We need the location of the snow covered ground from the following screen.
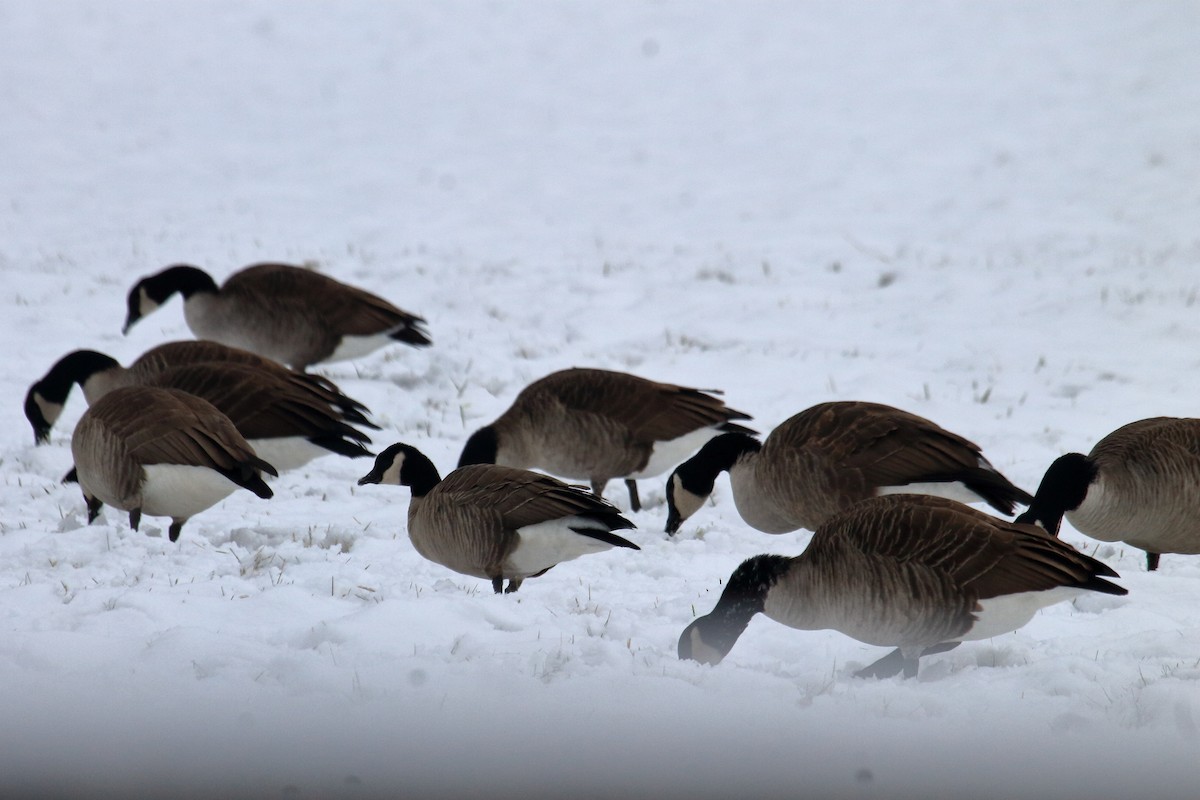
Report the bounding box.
[2,1,1199,797]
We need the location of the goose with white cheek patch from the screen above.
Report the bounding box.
[70,386,277,542]
[457,367,753,512]
[665,401,1032,535]
[122,263,431,370]
[1016,417,1200,572]
[678,494,1126,679]
[25,340,373,442]
[25,341,377,471]
[358,443,639,594]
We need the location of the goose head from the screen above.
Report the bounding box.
[1014,452,1097,535]
[123,265,217,334]
[25,350,123,443]
[358,442,441,496]
[678,554,790,664]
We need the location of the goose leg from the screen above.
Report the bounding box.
[129,508,142,532]
[491,577,504,594]
[168,520,184,543]
[590,479,608,500]
[856,642,961,679]
[625,480,641,512]
[1147,552,1161,571]
[504,578,523,594]
[85,495,103,524]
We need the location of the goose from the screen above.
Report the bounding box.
[1016,417,1200,571]
[357,442,640,594]
[665,401,1032,535]
[457,368,754,512]
[122,263,431,369]
[678,494,1126,678]
[25,342,376,471]
[71,386,278,541]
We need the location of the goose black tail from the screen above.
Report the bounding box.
[961,469,1035,515]
[308,434,374,459]
[568,526,640,550]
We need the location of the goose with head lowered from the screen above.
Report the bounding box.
[123,263,431,369]
[678,494,1126,678]
[25,341,376,471]
[1017,417,1200,572]
[70,386,277,542]
[458,367,754,512]
[358,442,639,594]
[665,401,1032,535]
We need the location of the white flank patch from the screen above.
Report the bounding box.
[327,332,395,363]
[875,481,985,505]
[507,516,621,577]
[630,427,724,479]
[140,464,240,519]
[959,586,1086,641]
[248,437,328,473]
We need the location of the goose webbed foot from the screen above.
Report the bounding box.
[1147,552,1161,571]
[85,495,103,524]
[490,577,523,594]
[856,642,961,679]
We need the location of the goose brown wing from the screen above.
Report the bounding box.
[131,340,278,375]
[108,388,270,474]
[533,368,750,443]
[231,263,426,337]
[133,341,375,427]
[438,464,633,531]
[813,495,1120,601]
[1092,417,1200,464]
[791,402,982,485]
[143,364,370,445]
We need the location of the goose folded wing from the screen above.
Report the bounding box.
[147,364,369,443]
[547,370,746,443]
[440,465,630,531]
[240,264,424,335]
[826,409,985,487]
[827,497,1115,600]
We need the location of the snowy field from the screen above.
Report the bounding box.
[2,1,1200,797]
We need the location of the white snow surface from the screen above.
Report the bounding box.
[2,2,1200,798]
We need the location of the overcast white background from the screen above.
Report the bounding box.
[2,2,1199,798]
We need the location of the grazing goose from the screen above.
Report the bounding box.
[1016,417,1200,571]
[122,263,431,369]
[71,386,277,541]
[678,494,1126,678]
[457,368,754,512]
[665,401,1032,535]
[358,442,639,594]
[24,343,376,470]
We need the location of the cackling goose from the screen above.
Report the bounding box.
[665,401,1032,535]
[71,386,277,541]
[358,442,639,593]
[678,494,1126,678]
[458,367,754,512]
[25,342,376,470]
[1017,417,1200,571]
[122,263,431,369]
